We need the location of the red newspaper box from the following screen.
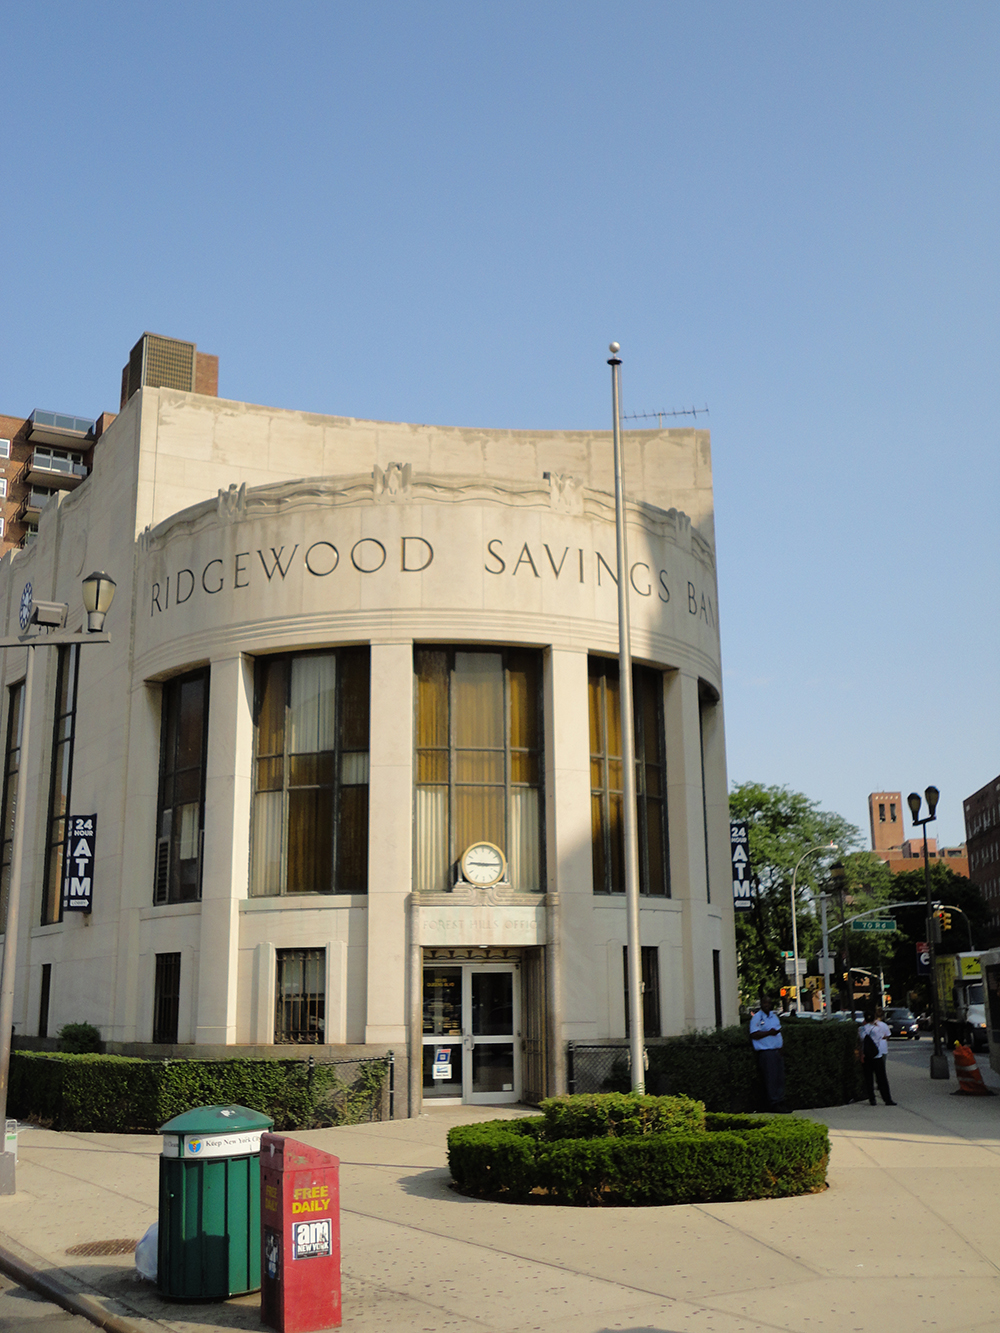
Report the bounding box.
[260,1133,342,1332]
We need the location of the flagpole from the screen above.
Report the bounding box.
[609,342,645,1093]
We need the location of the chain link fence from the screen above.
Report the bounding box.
[306,1052,396,1125]
[566,1043,632,1094]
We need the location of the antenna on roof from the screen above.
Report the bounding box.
[622,405,709,427]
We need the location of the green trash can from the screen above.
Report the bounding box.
[157,1104,273,1300]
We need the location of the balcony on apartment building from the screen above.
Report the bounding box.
[25,410,92,490]
[18,486,57,524]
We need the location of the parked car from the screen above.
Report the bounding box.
[885,1007,920,1039]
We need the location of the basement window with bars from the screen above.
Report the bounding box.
[623,945,662,1038]
[38,963,52,1038]
[153,952,181,1044]
[275,948,325,1044]
[154,669,209,904]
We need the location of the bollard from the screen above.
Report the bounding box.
[260,1132,342,1332]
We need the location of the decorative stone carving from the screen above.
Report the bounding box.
[545,471,583,514]
[373,462,412,502]
[217,482,247,521]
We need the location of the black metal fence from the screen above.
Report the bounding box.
[566,1043,632,1094]
[306,1051,396,1124]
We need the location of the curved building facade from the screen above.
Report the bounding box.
[0,361,734,1112]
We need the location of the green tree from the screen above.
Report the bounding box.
[729,782,861,1006]
[871,864,989,1010]
[824,852,898,1013]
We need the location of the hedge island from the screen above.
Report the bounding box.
[448,1093,830,1206]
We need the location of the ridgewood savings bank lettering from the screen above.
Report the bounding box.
[149,536,717,626]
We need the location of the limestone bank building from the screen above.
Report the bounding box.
[0,334,735,1113]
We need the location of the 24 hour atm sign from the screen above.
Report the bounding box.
[61,814,96,914]
[731,820,754,913]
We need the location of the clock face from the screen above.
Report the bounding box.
[461,842,506,887]
[19,583,33,632]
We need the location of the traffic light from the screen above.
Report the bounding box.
[931,911,943,943]
[941,911,953,932]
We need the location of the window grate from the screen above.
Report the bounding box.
[275,948,326,1044]
[152,953,181,1044]
[38,963,52,1038]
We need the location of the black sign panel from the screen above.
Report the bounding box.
[292,1218,332,1260]
[731,820,753,912]
[61,814,96,913]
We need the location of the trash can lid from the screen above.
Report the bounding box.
[159,1104,274,1136]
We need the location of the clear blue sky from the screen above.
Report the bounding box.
[3,2,997,846]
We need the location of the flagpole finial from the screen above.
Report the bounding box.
[609,341,620,354]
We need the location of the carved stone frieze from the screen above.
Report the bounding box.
[545,471,583,514]
[372,461,412,501]
[217,482,247,522]
[415,886,548,908]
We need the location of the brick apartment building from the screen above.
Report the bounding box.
[963,776,1000,937]
[868,790,969,877]
[0,334,217,557]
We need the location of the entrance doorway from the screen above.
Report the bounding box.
[422,962,520,1104]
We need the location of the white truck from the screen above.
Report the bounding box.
[934,952,988,1051]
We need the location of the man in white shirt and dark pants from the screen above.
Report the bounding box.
[858,1009,896,1106]
[749,994,788,1112]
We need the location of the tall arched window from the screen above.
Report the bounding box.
[414,647,543,893]
[589,657,669,896]
[251,648,369,896]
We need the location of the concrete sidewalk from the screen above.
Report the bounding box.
[1,1042,1000,1333]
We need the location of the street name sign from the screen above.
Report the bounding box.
[851,919,896,933]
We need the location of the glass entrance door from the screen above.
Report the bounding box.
[422,963,520,1104]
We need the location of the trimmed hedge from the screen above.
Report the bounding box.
[9,1052,387,1133]
[448,1098,830,1206]
[541,1092,705,1139]
[585,1020,863,1112]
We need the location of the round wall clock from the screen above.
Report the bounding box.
[460,841,507,887]
[19,583,33,632]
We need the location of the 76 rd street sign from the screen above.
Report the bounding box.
[851,919,897,933]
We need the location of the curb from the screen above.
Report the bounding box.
[0,1233,166,1333]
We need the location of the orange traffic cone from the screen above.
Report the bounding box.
[952,1042,995,1096]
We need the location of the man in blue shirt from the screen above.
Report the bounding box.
[749,994,787,1112]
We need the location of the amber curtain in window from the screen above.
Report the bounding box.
[414,647,542,892]
[155,669,209,904]
[590,658,669,896]
[251,649,369,896]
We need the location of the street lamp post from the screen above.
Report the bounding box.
[607,343,645,1094]
[0,572,116,1192]
[907,787,949,1079]
[789,843,837,1011]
